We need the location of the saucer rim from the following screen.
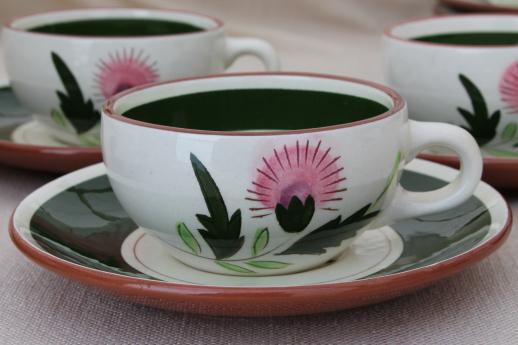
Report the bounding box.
[9,159,512,302]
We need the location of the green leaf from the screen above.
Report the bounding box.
[216,261,255,273]
[52,52,84,102]
[252,228,269,256]
[371,151,401,211]
[190,153,244,259]
[51,109,69,129]
[177,223,201,255]
[501,123,518,142]
[275,195,315,233]
[459,74,488,118]
[457,74,500,146]
[191,153,229,231]
[279,204,379,255]
[246,260,290,269]
[51,52,100,134]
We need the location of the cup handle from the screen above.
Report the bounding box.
[224,37,280,71]
[378,120,482,224]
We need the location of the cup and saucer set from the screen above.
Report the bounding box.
[5,9,514,316]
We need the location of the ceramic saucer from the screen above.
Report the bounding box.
[0,83,101,173]
[9,159,512,317]
[440,0,518,12]
[420,144,518,188]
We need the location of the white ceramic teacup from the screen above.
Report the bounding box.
[2,8,279,146]
[384,14,518,150]
[102,73,482,276]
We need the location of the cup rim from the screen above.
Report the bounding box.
[102,72,406,137]
[3,7,224,40]
[384,13,518,49]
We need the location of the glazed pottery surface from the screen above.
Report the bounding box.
[384,15,518,153]
[2,8,279,146]
[101,73,482,276]
[9,159,511,316]
[0,83,101,172]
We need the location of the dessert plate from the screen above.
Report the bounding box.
[440,0,518,12]
[9,159,511,317]
[0,84,101,173]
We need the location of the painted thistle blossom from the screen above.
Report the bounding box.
[247,140,347,233]
[500,60,518,114]
[94,48,159,100]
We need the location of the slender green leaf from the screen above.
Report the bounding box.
[246,260,290,269]
[252,228,269,256]
[190,153,229,232]
[457,74,500,146]
[216,261,254,273]
[51,52,100,134]
[177,223,201,255]
[459,74,488,118]
[51,52,84,102]
[501,122,517,142]
[51,109,68,129]
[371,151,401,210]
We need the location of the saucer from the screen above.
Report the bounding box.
[0,84,101,173]
[420,145,518,188]
[440,0,518,12]
[9,159,512,316]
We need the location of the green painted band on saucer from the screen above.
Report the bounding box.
[25,169,490,281]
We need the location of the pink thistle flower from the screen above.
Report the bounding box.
[94,48,159,100]
[500,60,518,114]
[247,140,347,222]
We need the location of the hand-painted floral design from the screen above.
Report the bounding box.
[94,48,159,100]
[500,60,518,115]
[458,74,500,146]
[247,140,347,232]
[51,52,100,139]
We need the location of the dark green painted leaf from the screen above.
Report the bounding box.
[252,228,269,256]
[51,52,100,134]
[177,223,201,255]
[199,230,245,260]
[216,261,254,273]
[457,74,500,146]
[191,153,229,231]
[190,153,244,259]
[246,260,290,269]
[501,122,517,142]
[275,195,315,233]
[279,204,379,255]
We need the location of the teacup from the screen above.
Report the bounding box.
[2,8,279,146]
[383,14,518,149]
[102,73,482,276]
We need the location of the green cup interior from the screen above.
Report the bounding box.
[117,76,393,132]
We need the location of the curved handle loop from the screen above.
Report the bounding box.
[224,37,280,71]
[380,120,482,224]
